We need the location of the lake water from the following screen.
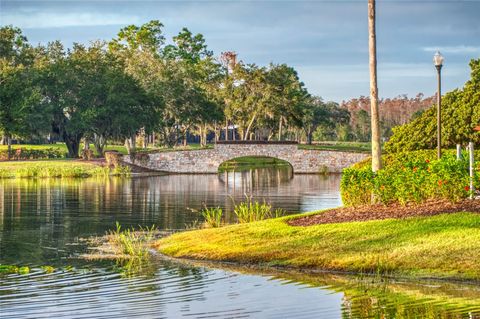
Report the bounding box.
[1,168,479,318]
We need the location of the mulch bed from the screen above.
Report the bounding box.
[288,199,480,227]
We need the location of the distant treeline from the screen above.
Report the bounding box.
[336,94,435,142]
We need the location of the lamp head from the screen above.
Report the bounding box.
[433,51,444,67]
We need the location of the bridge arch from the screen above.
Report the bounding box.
[217,155,294,173]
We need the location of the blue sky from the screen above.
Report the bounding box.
[1,0,479,102]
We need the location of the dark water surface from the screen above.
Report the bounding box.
[1,168,479,318]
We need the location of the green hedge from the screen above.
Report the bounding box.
[341,150,479,206]
[0,147,64,160]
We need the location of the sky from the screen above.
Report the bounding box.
[1,0,479,102]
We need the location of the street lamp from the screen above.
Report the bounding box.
[433,51,444,159]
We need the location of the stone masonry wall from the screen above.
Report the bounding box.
[122,143,369,174]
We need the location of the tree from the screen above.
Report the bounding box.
[109,20,166,153]
[264,64,308,141]
[0,26,41,159]
[0,63,41,158]
[368,0,382,171]
[385,59,480,153]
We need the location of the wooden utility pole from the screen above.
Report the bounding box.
[368,0,382,171]
[221,51,237,141]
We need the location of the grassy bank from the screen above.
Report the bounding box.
[0,160,128,178]
[218,156,291,172]
[299,141,371,153]
[157,211,480,280]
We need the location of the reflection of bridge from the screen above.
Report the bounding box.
[122,141,368,174]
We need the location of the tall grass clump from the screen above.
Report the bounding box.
[108,222,157,259]
[112,165,131,177]
[200,207,223,228]
[233,196,286,223]
[0,161,132,179]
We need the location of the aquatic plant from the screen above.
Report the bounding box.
[112,165,131,176]
[200,207,223,228]
[0,264,30,275]
[233,196,286,223]
[108,222,157,259]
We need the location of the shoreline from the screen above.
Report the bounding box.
[156,208,480,281]
[151,249,480,286]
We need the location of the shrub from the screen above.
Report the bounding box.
[341,151,478,206]
[0,147,64,160]
[200,207,223,228]
[81,149,94,160]
[105,151,122,168]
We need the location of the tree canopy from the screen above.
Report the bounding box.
[385,58,480,153]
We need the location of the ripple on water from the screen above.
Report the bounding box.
[1,173,479,318]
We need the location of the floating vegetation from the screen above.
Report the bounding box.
[0,264,58,275]
[0,265,30,275]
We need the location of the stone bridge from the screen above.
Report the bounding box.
[122,141,369,174]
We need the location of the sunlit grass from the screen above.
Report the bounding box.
[157,211,480,280]
[298,141,371,153]
[0,160,130,178]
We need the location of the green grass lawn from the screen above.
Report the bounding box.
[299,141,372,153]
[157,211,480,280]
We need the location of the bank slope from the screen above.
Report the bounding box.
[156,212,480,280]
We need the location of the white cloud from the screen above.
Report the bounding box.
[422,46,480,54]
[3,12,141,29]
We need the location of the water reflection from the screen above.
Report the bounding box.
[1,169,479,318]
[0,168,340,266]
[1,262,479,319]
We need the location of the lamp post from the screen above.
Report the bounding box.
[433,51,444,159]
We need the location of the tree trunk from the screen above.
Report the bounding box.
[307,129,313,145]
[125,133,136,155]
[244,114,257,141]
[204,124,208,146]
[7,135,12,160]
[368,0,382,172]
[64,134,81,158]
[83,138,90,150]
[143,133,148,149]
[93,134,106,156]
[225,119,229,141]
[278,117,283,141]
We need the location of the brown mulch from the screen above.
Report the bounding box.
[288,199,480,227]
